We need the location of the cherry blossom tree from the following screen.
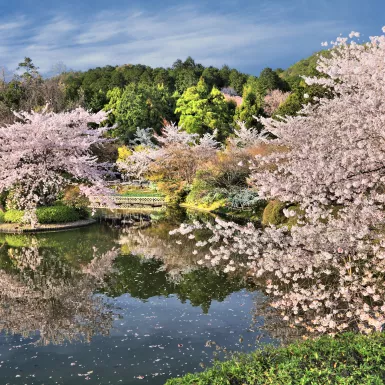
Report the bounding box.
[118,123,220,186]
[263,89,291,116]
[0,107,114,224]
[172,27,385,335]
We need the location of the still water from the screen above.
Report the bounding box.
[0,210,277,384]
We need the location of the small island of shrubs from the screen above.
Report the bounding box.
[0,184,92,231]
[3,205,88,224]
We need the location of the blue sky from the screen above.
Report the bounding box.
[0,0,384,76]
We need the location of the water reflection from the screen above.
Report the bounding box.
[104,255,254,314]
[0,239,118,345]
[0,213,276,384]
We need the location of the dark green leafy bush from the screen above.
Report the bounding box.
[3,206,88,224]
[165,333,385,385]
[36,206,83,223]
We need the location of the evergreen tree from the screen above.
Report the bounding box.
[175,78,233,139]
[229,69,247,95]
[234,83,264,129]
[113,83,175,143]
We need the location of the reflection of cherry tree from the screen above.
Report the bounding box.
[118,222,209,279]
[0,244,118,345]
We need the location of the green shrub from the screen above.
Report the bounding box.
[4,209,24,223]
[262,200,287,226]
[0,211,4,224]
[36,206,83,223]
[262,201,303,228]
[3,206,87,224]
[185,178,228,211]
[166,332,385,385]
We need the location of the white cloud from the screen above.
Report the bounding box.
[0,20,26,31]
[0,6,344,74]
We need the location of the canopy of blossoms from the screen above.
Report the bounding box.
[117,124,220,182]
[0,107,114,224]
[172,27,385,335]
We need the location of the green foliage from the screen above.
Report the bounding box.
[262,200,287,226]
[272,50,333,117]
[185,178,212,204]
[103,255,251,313]
[280,50,331,83]
[0,211,4,223]
[234,68,290,128]
[3,206,87,224]
[218,65,231,87]
[258,67,290,93]
[234,83,264,129]
[273,81,332,118]
[4,209,24,223]
[185,176,227,211]
[111,83,175,142]
[201,66,223,89]
[166,332,385,385]
[172,57,205,94]
[273,91,304,117]
[261,201,302,228]
[17,57,40,81]
[227,189,262,209]
[175,78,233,139]
[37,206,87,223]
[228,69,248,95]
[285,205,302,228]
[214,206,264,223]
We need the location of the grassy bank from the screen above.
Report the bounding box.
[165,333,385,385]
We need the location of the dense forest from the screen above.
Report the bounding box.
[0,52,329,144]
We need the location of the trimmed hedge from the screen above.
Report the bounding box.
[36,206,83,223]
[3,206,88,224]
[4,209,24,223]
[165,333,385,385]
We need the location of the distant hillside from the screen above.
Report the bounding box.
[280,50,331,81]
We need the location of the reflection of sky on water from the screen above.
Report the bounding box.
[0,289,274,384]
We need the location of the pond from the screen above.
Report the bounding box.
[0,209,278,384]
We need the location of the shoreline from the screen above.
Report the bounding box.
[0,218,97,233]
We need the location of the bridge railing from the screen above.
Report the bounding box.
[89,195,166,208]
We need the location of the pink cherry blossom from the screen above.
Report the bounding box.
[0,107,115,224]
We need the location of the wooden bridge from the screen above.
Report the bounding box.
[89,195,166,209]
